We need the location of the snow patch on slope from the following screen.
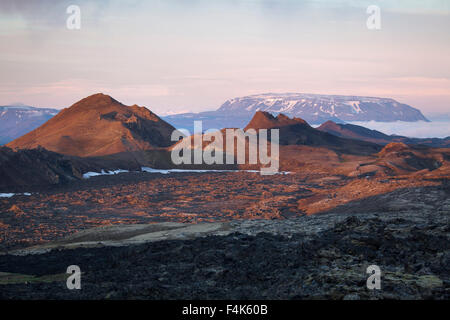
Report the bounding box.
[82,169,130,179]
[0,192,32,198]
[82,167,291,178]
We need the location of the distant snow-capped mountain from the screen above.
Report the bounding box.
[0,105,59,145]
[0,94,431,145]
[217,93,429,123]
[163,93,429,132]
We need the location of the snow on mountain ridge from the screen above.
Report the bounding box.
[0,105,60,145]
[218,93,428,123]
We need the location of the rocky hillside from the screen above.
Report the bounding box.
[0,147,88,191]
[244,111,381,155]
[7,94,176,157]
[0,146,145,191]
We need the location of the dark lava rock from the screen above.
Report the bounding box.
[0,210,448,300]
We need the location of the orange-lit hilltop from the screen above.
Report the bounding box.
[7,93,175,157]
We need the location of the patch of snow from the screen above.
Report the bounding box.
[82,168,292,178]
[28,111,43,117]
[263,98,281,108]
[141,167,170,174]
[0,193,32,198]
[345,101,362,114]
[245,102,259,111]
[142,167,290,175]
[278,100,298,112]
[82,169,129,179]
[0,193,15,198]
[142,167,253,174]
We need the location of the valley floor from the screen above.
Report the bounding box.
[0,171,448,299]
[0,209,448,299]
[0,171,448,251]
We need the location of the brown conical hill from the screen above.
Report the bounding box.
[377,142,410,157]
[375,142,445,174]
[244,111,308,130]
[243,111,381,155]
[7,93,176,157]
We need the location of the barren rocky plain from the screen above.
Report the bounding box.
[0,169,449,299]
[0,170,448,251]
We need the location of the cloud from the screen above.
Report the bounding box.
[0,79,170,109]
[347,120,450,138]
[7,79,168,97]
[387,77,450,96]
[159,109,192,116]
[0,0,449,114]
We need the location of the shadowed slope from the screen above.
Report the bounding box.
[317,120,450,148]
[7,93,176,157]
[245,111,381,155]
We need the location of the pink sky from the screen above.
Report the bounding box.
[0,0,449,116]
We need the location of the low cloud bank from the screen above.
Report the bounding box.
[344,121,450,138]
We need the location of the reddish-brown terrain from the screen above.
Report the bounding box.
[1,162,449,251]
[0,94,449,302]
[7,93,176,157]
[1,94,449,252]
[245,111,381,155]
